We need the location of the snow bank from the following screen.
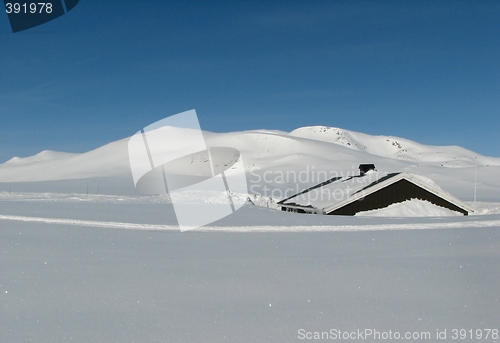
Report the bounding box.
[356,199,462,217]
[467,201,500,215]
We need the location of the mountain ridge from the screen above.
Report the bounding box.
[290,126,500,166]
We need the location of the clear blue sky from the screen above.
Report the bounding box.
[1,1,499,163]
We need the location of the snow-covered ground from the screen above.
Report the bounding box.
[1,126,499,342]
[2,203,500,342]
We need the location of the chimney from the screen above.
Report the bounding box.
[359,164,376,176]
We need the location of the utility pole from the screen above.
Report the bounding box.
[474,156,477,206]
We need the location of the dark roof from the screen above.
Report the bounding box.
[352,172,400,196]
[277,176,342,204]
[279,171,474,216]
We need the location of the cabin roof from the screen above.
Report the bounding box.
[278,171,474,215]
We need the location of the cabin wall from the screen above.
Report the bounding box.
[328,179,468,216]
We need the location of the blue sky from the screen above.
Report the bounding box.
[0,0,499,163]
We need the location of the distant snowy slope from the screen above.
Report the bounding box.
[0,129,372,183]
[290,126,500,167]
[4,150,79,165]
[0,139,131,182]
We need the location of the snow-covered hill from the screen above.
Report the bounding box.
[4,150,79,165]
[290,126,500,167]
[1,126,499,201]
[0,139,131,182]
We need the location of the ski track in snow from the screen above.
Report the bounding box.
[1,214,499,232]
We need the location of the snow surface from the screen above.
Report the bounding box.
[1,196,500,342]
[355,199,462,217]
[1,126,500,342]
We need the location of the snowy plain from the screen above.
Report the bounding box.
[1,126,500,342]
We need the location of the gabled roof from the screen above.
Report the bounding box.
[279,171,474,215]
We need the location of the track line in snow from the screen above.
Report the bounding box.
[0,215,178,231]
[200,220,500,232]
[1,214,500,232]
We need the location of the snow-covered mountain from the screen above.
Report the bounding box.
[290,126,500,167]
[1,139,131,181]
[4,150,79,165]
[1,126,499,201]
